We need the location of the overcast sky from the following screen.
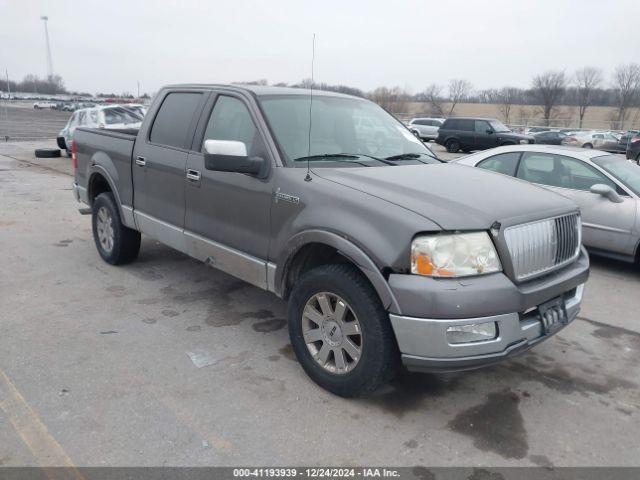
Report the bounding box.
[1,0,638,95]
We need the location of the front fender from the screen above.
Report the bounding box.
[276,229,402,314]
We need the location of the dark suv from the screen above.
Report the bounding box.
[436,117,534,153]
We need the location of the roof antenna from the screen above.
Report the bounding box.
[304,33,316,182]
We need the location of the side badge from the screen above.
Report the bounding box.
[274,188,300,205]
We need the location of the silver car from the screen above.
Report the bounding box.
[454,145,640,263]
[407,117,444,141]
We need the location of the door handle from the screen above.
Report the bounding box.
[186,169,201,181]
[135,156,146,166]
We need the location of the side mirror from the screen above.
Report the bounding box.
[203,139,265,176]
[486,129,494,134]
[590,183,623,203]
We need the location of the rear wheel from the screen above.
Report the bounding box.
[583,143,593,149]
[288,264,400,397]
[92,192,141,265]
[445,138,460,153]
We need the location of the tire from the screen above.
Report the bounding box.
[635,153,640,165]
[34,148,61,158]
[445,139,460,153]
[288,263,400,397]
[91,192,141,265]
[583,143,593,149]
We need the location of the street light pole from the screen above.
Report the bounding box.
[41,16,54,79]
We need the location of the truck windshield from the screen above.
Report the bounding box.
[259,95,439,166]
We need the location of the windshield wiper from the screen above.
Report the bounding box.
[385,152,442,163]
[293,153,360,162]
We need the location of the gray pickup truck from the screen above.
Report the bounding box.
[72,84,589,397]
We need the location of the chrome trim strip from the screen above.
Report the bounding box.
[133,210,269,290]
[121,205,136,229]
[184,230,268,290]
[582,222,631,234]
[266,262,278,295]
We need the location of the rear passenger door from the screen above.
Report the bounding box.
[132,90,207,247]
[456,119,476,150]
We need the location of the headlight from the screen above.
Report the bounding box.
[519,139,529,144]
[411,232,501,277]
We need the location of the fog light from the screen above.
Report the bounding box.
[446,322,497,344]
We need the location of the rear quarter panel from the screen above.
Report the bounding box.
[74,128,136,208]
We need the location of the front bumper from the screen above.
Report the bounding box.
[388,249,589,373]
[391,284,583,373]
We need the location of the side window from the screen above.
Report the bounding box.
[459,120,474,131]
[475,120,491,134]
[477,152,520,177]
[444,119,458,130]
[556,156,617,191]
[516,152,557,186]
[149,92,203,149]
[201,96,258,154]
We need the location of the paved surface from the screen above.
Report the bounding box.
[0,144,639,468]
[0,105,71,141]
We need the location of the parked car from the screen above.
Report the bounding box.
[454,145,640,263]
[71,84,588,397]
[122,103,148,118]
[561,131,625,152]
[436,117,534,153]
[526,126,552,134]
[33,101,55,109]
[407,118,444,141]
[57,105,143,155]
[626,133,640,163]
[532,131,568,145]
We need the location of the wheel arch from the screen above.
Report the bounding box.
[87,167,135,229]
[275,230,401,313]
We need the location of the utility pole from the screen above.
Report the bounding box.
[137,81,140,99]
[41,16,54,79]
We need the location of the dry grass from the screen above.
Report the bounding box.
[400,102,640,130]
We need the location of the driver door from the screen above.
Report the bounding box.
[184,92,274,288]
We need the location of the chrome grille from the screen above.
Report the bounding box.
[504,213,581,281]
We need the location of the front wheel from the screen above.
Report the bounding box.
[445,138,461,153]
[92,192,141,265]
[288,264,400,397]
[583,143,593,149]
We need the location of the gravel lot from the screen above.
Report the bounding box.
[0,135,639,468]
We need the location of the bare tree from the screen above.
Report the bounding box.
[447,79,472,116]
[530,70,566,125]
[611,63,640,129]
[422,84,446,117]
[369,86,409,113]
[490,87,519,124]
[574,67,603,128]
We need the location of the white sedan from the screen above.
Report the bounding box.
[453,144,640,264]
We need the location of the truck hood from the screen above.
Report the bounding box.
[312,163,577,230]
